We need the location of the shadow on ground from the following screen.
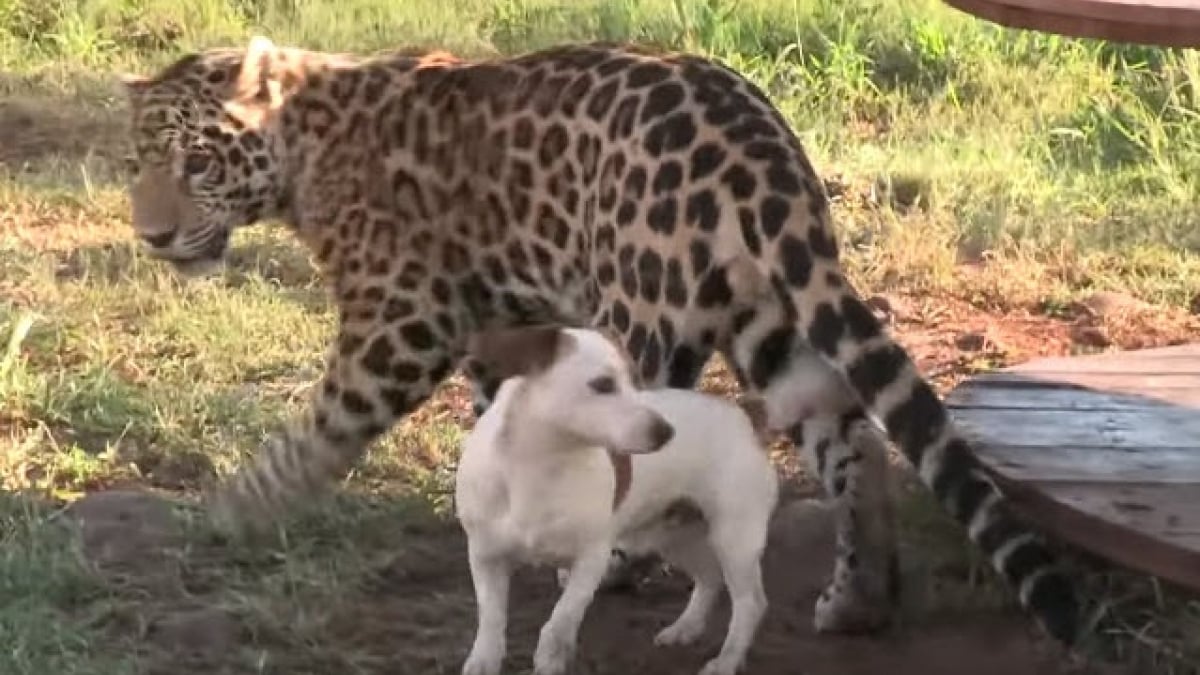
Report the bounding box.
[54,485,1109,675]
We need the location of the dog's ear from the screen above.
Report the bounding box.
[594,325,642,388]
[467,325,571,380]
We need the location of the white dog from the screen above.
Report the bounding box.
[456,325,780,675]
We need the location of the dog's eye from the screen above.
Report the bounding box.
[588,376,617,394]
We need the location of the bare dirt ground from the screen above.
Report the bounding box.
[57,293,1198,675]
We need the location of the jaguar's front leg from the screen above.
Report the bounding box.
[207,317,453,538]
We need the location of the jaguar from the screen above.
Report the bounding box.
[117,35,1079,646]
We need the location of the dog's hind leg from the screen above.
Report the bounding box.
[701,518,770,675]
[653,526,724,647]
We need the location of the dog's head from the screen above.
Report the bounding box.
[466,325,675,455]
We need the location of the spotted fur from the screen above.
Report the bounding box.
[117,36,1079,645]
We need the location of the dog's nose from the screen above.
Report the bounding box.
[649,417,675,450]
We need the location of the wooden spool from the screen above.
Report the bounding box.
[943,0,1200,48]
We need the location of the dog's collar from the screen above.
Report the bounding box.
[607,451,631,510]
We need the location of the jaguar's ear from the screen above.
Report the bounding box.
[467,325,574,380]
[234,35,280,102]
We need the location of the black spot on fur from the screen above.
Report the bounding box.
[392,361,423,383]
[750,326,795,389]
[685,190,720,232]
[383,298,416,321]
[586,79,619,121]
[666,344,706,387]
[641,333,662,382]
[341,389,374,415]
[628,324,648,361]
[739,207,762,255]
[597,260,616,286]
[931,438,975,510]
[637,249,664,303]
[778,234,812,287]
[645,112,697,156]
[726,117,777,142]
[1026,574,1079,646]
[616,201,638,227]
[609,95,640,141]
[618,245,638,298]
[759,195,790,239]
[689,239,712,277]
[539,124,569,168]
[955,472,995,526]
[380,387,410,416]
[627,62,672,88]
[611,300,631,333]
[810,224,838,258]
[807,302,844,358]
[641,82,685,121]
[841,295,882,342]
[732,308,756,335]
[664,259,688,307]
[695,266,733,308]
[360,335,396,377]
[767,163,802,195]
[399,322,437,352]
[689,142,727,181]
[513,117,535,149]
[624,166,647,200]
[721,164,756,200]
[882,379,946,463]
[647,198,678,235]
[652,161,683,194]
[744,141,789,162]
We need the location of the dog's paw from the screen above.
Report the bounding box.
[532,627,576,675]
[654,618,705,647]
[461,653,502,675]
[697,656,742,675]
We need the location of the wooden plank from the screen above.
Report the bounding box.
[954,372,1200,408]
[1006,351,1200,375]
[953,408,1200,450]
[993,479,1200,591]
[948,381,1200,410]
[943,0,1200,47]
[975,445,1200,483]
[949,343,1200,590]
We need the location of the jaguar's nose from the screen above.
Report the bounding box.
[139,230,176,249]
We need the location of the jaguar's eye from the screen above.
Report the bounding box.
[588,376,617,394]
[182,150,211,176]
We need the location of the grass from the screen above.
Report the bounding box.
[2,0,1200,673]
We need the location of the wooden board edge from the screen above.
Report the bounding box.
[944,0,1200,48]
[980,466,1200,593]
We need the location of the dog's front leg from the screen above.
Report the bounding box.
[463,543,513,675]
[534,544,610,675]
